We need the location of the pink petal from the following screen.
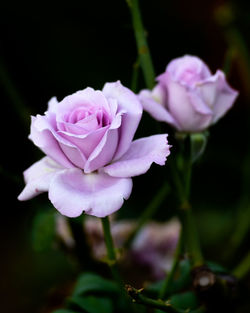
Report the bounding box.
[84,113,122,173]
[166,78,213,132]
[53,88,111,117]
[58,142,86,168]
[139,87,179,128]
[47,96,59,112]
[103,134,170,178]
[59,126,108,159]
[102,81,142,160]
[197,70,238,124]
[29,115,73,168]
[18,157,64,201]
[164,55,212,85]
[48,169,133,218]
[30,113,86,168]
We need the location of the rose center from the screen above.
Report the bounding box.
[62,106,111,134]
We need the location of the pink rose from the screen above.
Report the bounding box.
[18,81,170,218]
[139,55,238,132]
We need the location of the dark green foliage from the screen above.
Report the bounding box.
[53,273,117,313]
[72,273,118,297]
[31,209,56,252]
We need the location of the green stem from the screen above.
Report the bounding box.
[127,0,155,89]
[169,158,185,202]
[101,217,122,289]
[180,205,203,267]
[101,216,121,283]
[178,136,204,268]
[131,56,140,92]
[159,229,184,299]
[184,157,192,201]
[125,182,170,248]
[232,250,250,279]
[126,285,184,313]
[126,285,206,313]
[101,217,135,312]
[101,216,116,262]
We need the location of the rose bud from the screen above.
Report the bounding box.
[139,55,238,133]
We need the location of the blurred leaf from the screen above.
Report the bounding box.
[31,209,56,252]
[206,261,228,274]
[170,291,198,310]
[145,259,192,296]
[169,259,192,294]
[73,273,118,297]
[145,279,164,294]
[197,210,233,246]
[69,296,113,313]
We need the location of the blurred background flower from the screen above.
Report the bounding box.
[83,216,180,281]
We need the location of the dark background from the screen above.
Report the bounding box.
[1,0,250,312]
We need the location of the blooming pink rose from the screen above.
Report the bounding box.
[18,81,170,218]
[139,55,238,132]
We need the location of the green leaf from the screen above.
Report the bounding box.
[31,209,56,252]
[144,279,164,294]
[170,291,199,310]
[167,259,192,295]
[73,273,118,297]
[206,261,228,274]
[69,296,113,313]
[145,259,192,297]
[190,132,208,163]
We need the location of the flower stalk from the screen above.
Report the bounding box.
[126,285,206,313]
[101,216,121,282]
[178,136,204,268]
[127,0,204,281]
[126,285,181,313]
[101,216,137,312]
[127,0,155,89]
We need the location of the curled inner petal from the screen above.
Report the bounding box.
[166,55,212,86]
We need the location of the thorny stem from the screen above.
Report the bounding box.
[126,285,182,313]
[101,216,116,261]
[101,217,135,312]
[169,136,203,268]
[127,0,204,298]
[178,137,204,267]
[126,285,206,313]
[101,216,120,282]
[127,0,155,89]
[131,56,140,92]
